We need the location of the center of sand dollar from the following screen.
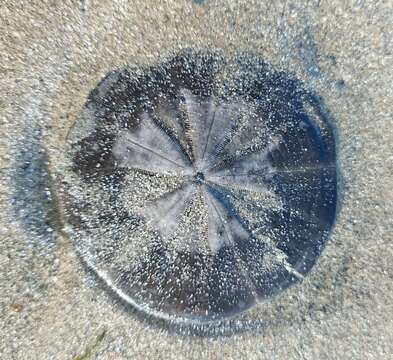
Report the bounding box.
[193,171,205,185]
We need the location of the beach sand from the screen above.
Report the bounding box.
[1,1,392,359]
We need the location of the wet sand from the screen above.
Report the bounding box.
[1,1,392,359]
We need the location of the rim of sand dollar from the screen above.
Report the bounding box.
[56,49,337,323]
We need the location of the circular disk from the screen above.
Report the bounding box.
[59,50,337,323]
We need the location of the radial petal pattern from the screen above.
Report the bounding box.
[112,112,193,176]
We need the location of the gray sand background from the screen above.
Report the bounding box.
[1,1,392,359]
